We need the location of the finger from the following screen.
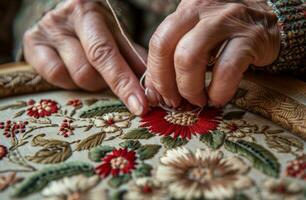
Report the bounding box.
[24,35,77,89]
[146,9,199,107]
[55,36,106,91]
[75,8,147,115]
[208,38,253,107]
[173,22,228,107]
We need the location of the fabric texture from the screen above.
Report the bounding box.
[0,63,306,200]
[0,91,305,200]
[265,0,306,75]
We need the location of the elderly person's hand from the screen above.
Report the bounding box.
[145,0,280,108]
[23,0,148,115]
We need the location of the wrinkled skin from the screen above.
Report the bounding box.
[23,0,280,115]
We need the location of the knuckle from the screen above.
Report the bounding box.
[174,50,197,73]
[226,3,247,17]
[23,29,35,45]
[111,73,132,98]
[88,40,116,66]
[149,33,170,57]
[71,63,92,85]
[152,80,172,96]
[46,63,65,82]
[69,0,101,16]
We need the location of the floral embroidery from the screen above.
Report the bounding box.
[0,97,304,199]
[218,120,255,141]
[286,155,306,180]
[95,148,137,177]
[125,177,168,200]
[262,178,304,200]
[58,119,75,138]
[42,175,106,200]
[156,147,253,200]
[0,173,23,191]
[27,99,59,118]
[0,145,7,160]
[93,112,132,134]
[141,107,221,139]
[0,120,28,138]
[67,99,83,108]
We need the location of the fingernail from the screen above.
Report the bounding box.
[163,98,172,107]
[145,88,160,106]
[127,95,143,115]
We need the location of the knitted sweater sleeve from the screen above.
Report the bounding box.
[265,0,306,75]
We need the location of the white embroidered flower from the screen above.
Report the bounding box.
[156,147,253,200]
[218,120,255,141]
[125,177,168,200]
[262,178,304,200]
[42,175,107,200]
[93,112,132,133]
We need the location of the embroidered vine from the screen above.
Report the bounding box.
[0,96,304,199]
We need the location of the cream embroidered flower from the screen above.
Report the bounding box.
[262,178,304,200]
[218,120,255,141]
[42,175,107,200]
[93,112,132,133]
[156,147,253,200]
[125,177,168,200]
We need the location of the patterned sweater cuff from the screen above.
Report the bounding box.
[265,0,306,74]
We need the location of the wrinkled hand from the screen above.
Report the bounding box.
[145,0,280,108]
[23,0,148,115]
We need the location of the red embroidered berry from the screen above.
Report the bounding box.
[27,99,36,105]
[0,120,28,138]
[286,155,306,180]
[142,185,153,193]
[0,145,7,160]
[58,119,74,137]
[67,99,83,108]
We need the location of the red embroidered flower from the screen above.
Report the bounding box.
[0,121,28,138]
[67,99,82,108]
[140,107,221,139]
[96,148,137,177]
[27,99,59,118]
[0,145,7,160]
[58,119,74,137]
[286,155,306,180]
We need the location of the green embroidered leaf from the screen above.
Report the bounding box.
[13,161,94,197]
[134,163,153,177]
[14,110,26,118]
[89,145,114,162]
[80,100,128,118]
[108,174,132,188]
[75,132,106,151]
[160,136,188,149]
[0,101,27,111]
[200,130,226,149]
[233,193,250,200]
[111,190,127,200]
[119,140,141,150]
[224,140,280,177]
[137,144,161,160]
[265,135,303,153]
[121,128,154,140]
[223,111,246,120]
[26,134,72,164]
